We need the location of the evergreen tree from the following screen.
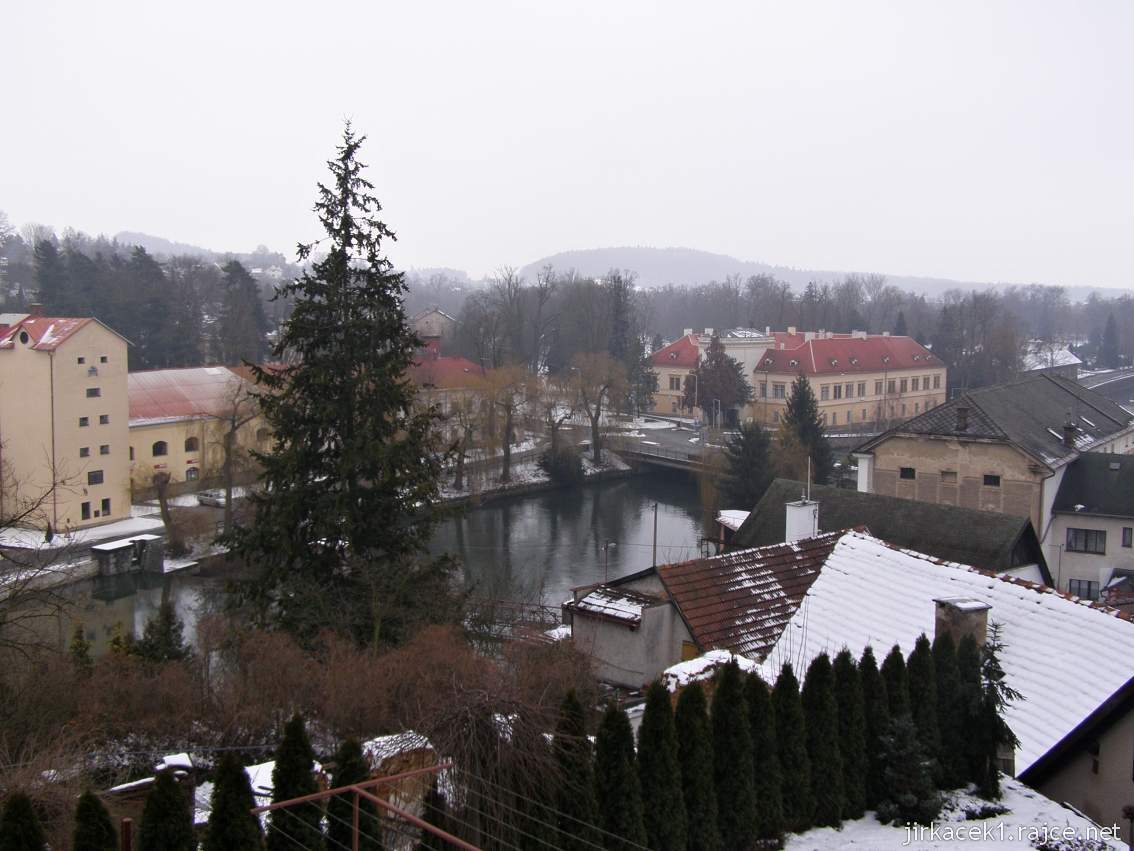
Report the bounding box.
[267,715,322,851]
[32,238,66,312]
[711,662,757,849]
[956,634,984,787]
[417,781,451,851]
[906,635,940,777]
[674,683,720,851]
[327,738,382,851]
[636,682,686,851]
[72,790,117,851]
[70,621,93,674]
[744,673,784,841]
[219,260,271,365]
[553,690,600,850]
[594,704,647,850]
[880,644,910,719]
[832,649,867,819]
[974,625,1022,800]
[204,753,264,851]
[139,770,195,851]
[874,717,941,827]
[773,662,814,832]
[230,125,453,647]
[859,646,890,810]
[1100,313,1121,368]
[682,334,752,426]
[932,633,967,789]
[780,375,834,484]
[801,654,845,827]
[893,310,908,337]
[720,422,774,510]
[0,792,45,851]
[133,600,189,663]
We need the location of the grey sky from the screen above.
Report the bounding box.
[4,1,1132,288]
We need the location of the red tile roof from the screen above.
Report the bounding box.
[0,316,96,351]
[410,355,485,389]
[650,334,700,369]
[128,367,251,425]
[657,532,840,658]
[755,335,940,377]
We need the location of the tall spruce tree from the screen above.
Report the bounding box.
[594,704,647,850]
[744,673,785,841]
[880,644,910,719]
[674,682,720,851]
[932,633,967,789]
[711,661,757,850]
[327,739,382,851]
[219,260,271,365]
[956,634,984,788]
[139,771,195,851]
[974,625,1021,800]
[1100,313,1121,368]
[636,682,686,851]
[230,126,452,647]
[553,690,601,850]
[773,662,814,833]
[780,375,834,484]
[32,238,66,312]
[720,422,774,510]
[859,646,891,810]
[682,334,752,426]
[801,654,845,827]
[204,753,264,851]
[73,790,117,851]
[0,792,45,851]
[906,634,940,777]
[832,649,867,819]
[267,715,322,851]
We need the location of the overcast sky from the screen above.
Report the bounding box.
[3,1,1132,288]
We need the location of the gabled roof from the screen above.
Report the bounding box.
[857,374,1133,469]
[650,334,699,369]
[754,530,1134,774]
[655,532,841,657]
[128,366,250,426]
[0,315,129,351]
[409,355,485,390]
[1052,452,1134,518]
[755,334,941,377]
[733,479,1050,581]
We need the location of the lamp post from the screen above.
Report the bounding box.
[603,540,617,583]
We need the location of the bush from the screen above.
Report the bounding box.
[875,717,941,827]
[539,444,584,486]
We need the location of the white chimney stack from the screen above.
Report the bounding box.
[785,498,819,542]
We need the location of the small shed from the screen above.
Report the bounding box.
[91,534,164,576]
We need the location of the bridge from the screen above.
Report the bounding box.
[606,435,716,473]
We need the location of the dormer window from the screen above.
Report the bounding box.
[881,355,891,364]
[830,358,838,367]
[763,357,774,366]
[789,359,799,367]
[849,357,859,366]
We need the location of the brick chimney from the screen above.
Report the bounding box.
[934,597,990,649]
[1062,421,1077,449]
[27,303,44,317]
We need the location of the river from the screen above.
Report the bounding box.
[46,471,712,654]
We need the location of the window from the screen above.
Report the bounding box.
[1123,527,1132,548]
[773,383,786,399]
[915,403,920,413]
[983,474,1001,487]
[100,498,111,515]
[669,375,681,391]
[912,377,920,391]
[773,411,780,423]
[862,408,867,421]
[99,444,109,455]
[899,378,908,393]
[87,470,104,485]
[100,355,108,363]
[1067,528,1106,555]
[1069,579,1100,600]
[923,375,930,388]
[99,414,109,424]
[874,380,883,395]
[152,441,168,457]
[86,387,101,398]
[758,382,767,398]
[857,382,866,397]
[833,384,842,399]
[81,502,91,521]
[845,383,854,399]
[79,416,89,427]
[901,404,906,416]
[186,467,200,481]
[77,357,86,365]
[933,374,941,389]
[820,385,830,401]
[256,428,271,444]
[900,467,916,480]
[941,470,957,483]
[184,437,199,452]
[887,380,896,394]
[79,447,90,458]
[129,446,135,461]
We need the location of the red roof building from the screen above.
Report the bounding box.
[650,334,700,415]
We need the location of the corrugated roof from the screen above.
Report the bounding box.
[656,532,840,658]
[128,366,250,425]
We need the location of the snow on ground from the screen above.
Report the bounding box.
[784,777,1126,849]
[0,515,165,549]
[195,758,322,826]
[543,624,571,641]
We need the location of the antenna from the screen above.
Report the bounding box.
[806,457,812,502]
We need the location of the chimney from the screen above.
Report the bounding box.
[704,327,714,337]
[956,406,969,432]
[787,326,797,335]
[765,326,771,336]
[785,498,819,542]
[683,328,693,337]
[804,331,815,342]
[27,303,44,317]
[1062,421,1077,448]
[852,329,866,339]
[934,597,991,649]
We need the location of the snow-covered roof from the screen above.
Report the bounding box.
[755,530,1134,774]
[362,731,433,764]
[564,586,662,626]
[716,510,750,532]
[661,649,759,692]
[1022,343,1083,372]
[194,758,321,826]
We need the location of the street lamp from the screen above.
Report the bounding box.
[603,540,617,583]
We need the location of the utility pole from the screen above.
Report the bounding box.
[652,503,658,567]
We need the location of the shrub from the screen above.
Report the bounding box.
[539,444,584,487]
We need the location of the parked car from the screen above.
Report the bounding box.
[197,489,227,507]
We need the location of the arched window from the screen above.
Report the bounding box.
[152,441,168,457]
[185,467,199,481]
[256,428,270,444]
[184,437,199,452]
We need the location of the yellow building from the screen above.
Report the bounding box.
[127,367,268,495]
[0,309,131,530]
[649,333,700,415]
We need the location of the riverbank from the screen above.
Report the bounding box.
[440,451,635,509]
